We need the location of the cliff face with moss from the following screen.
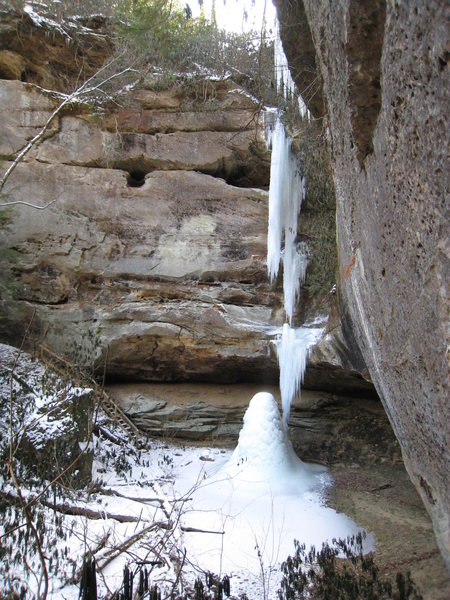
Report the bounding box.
[274,0,449,567]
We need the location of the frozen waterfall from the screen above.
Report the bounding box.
[267,117,307,324]
[266,116,320,427]
[179,393,372,593]
[266,25,324,428]
[275,324,325,429]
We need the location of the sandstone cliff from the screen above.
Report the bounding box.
[0,70,281,383]
[0,5,378,395]
[274,0,449,567]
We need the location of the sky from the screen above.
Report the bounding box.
[188,0,277,33]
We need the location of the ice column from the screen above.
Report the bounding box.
[276,324,324,429]
[267,120,313,427]
[266,23,322,429]
[267,117,307,324]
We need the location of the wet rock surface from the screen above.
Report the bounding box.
[276,0,450,567]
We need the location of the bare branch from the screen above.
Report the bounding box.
[0,54,137,195]
[7,310,49,600]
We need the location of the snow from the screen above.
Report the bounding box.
[23,3,72,41]
[0,346,374,599]
[188,0,277,34]
[175,392,373,598]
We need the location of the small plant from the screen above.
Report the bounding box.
[277,533,423,600]
[293,119,337,300]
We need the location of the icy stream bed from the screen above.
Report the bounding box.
[0,345,373,599]
[170,392,373,598]
[72,393,371,599]
[17,403,372,599]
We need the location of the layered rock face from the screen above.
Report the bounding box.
[0,7,378,394]
[0,5,112,90]
[275,0,449,566]
[0,72,282,384]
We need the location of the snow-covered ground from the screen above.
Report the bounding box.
[0,346,373,599]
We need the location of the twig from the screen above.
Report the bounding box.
[180,526,224,535]
[0,199,57,210]
[97,487,187,505]
[0,55,134,194]
[96,522,172,571]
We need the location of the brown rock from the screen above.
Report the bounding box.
[1,147,278,383]
[0,49,25,80]
[0,79,59,157]
[275,0,450,567]
[0,5,112,91]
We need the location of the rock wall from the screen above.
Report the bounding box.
[0,4,112,90]
[0,7,379,395]
[275,0,449,567]
[0,73,281,384]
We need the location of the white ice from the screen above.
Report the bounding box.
[0,385,373,599]
[274,324,325,429]
[267,118,307,324]
[177,393,373,598]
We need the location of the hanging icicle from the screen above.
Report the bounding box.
[266,117,307,324]
[266,20,326,429]
[275,323,325,430]
[274,21,311,121]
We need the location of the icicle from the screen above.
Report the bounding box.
[283,242,308,325]
[266,117,306,323]
[267,21,322,429]
[275,324,324,430]
[274,21,311,121]
[267,119,287,281]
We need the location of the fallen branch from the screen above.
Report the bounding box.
[180,526,224,535]
[370,483,392,493]
[39,499,151,523]
[96,521,172,571]
[3,367,35,393]
[7,311,49,600]
[0,199,57,210]
[0,489,159,524]
[97,487,190,505]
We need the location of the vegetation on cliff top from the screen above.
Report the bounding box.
[4,0,276,104]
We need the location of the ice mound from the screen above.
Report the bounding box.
[222,392,325,493]
[176,392,373,593]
